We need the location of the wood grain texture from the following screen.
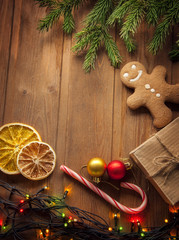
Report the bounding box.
[56,2,115,221]
[0,0,179,237]
[1,0,64,193]
[0,0,14,124]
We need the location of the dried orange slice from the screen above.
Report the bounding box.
[0,123,41,174]
[17,141,56,180]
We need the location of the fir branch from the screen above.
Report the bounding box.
[73,25,121,72]
[157,0,175,19]
[148,0,179,54]
[73,26,104,72]
[120,0,145,52]
[107,0,130,26]
[73,28,93,53]
[85,0,114,27]
[145,0,171,26]
[83,37,102,72]
[145,0,160,26]
[36,0,86,33]
[72,0,86,10]
[122,34,136,53]
[35,0,58,8]
[103,31,122,67]
[169,38,179,62]
[63,12,75,33]
[38,7,62,31]
[36,0,179,72]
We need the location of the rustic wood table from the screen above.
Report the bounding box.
[0,0,179,238]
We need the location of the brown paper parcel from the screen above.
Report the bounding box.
[130,117,179,205]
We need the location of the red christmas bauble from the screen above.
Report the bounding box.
[107,160,126,180]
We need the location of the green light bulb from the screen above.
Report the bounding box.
[141,233,145,237]
[119,226,123,231]
[64,223,68,227]
[61,213,65,218]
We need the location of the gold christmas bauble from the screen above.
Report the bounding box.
[87,157,106,177]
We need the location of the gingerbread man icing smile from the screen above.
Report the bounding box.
[120,61,179,128]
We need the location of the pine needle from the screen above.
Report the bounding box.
[169,38,179,62]
[63,12,75,34]
[103,31,122,67]
[107,0,130,26]
[35,0,58,8]
[73,29,92,53]
[148,0,179,54]
[36,0,179,72]
[73,25,122,72]
[73,26,104,72]
[38,8,62,31]
[36,0,86,33]
[145,0,160,26]
[85,0,114,27]
[120,0,145,52]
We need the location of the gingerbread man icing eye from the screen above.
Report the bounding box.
[131,64,136,69]
[123,73,129,78]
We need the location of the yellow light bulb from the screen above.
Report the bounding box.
[64,184,72,195]
[113,213,120,219]
[142,228,147,232]
[108,227,113,231]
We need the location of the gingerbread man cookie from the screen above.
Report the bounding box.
[120,61,179,128]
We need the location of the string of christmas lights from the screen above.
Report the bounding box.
[0,180,177,240]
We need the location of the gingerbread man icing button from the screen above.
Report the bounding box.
[120,61,179,128]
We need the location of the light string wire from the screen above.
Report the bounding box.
[0,180,177,240]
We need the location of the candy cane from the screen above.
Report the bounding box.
[60,165,147,214]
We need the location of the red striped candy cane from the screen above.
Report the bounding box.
[60,165,147,214]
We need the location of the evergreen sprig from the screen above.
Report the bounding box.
[73,25,122,72]
[35,0,57,8]
[107,0,131,26]
[36,0,179,72]
[148,0,179,55]
[85,0,114,27]
[37,7,62,31]
[36,0,85,32]
[72,0,121,72]
[120,0,145,52]
[103,30,122,68]
[169,38,179,62]
[145,0,171,26]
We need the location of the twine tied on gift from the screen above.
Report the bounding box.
[152,155,179,184]
[151,135,179,185]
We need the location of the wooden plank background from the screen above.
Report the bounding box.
[0,0,179,237]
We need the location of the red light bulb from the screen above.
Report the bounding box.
[130,216,141,223]
[20,209,24,213]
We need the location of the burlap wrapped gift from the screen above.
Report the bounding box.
[130,117,179,205]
